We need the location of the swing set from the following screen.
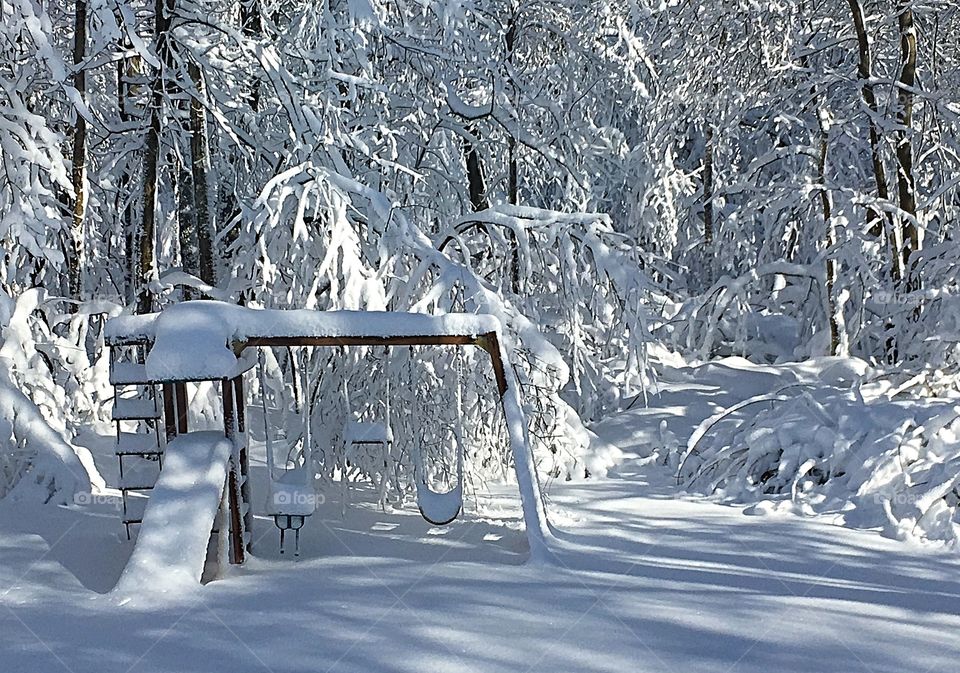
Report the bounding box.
[104,302,553,568]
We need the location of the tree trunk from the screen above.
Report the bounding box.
[896,0,919,287]
[848,0,901,360]
[505,10,520,293]
[217,0,262,271]
[240,0,262,112]
[117,37,141,304]
[136,0,176,314]
[703,124,714,246]
[68,0,88,307]
[137,111,161,314]
[463,129,488,212]
[177,168,199,300]
[818,110,840,355]
[846,0,896,257]
[189,62,217,286]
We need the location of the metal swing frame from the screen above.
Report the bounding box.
[108,313,519,567]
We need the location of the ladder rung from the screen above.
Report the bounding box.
[119,473,158,490]
[115,432,162,455]
[113,396,160,420]
[110,363,152,385]
[120,483,156,492]
[122,493,150,520]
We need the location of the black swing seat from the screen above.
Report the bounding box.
[416,482,463,525]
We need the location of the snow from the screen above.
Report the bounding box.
[1,405,959,672]
[0,289,103,502]
[267,468,316,516]
[143,304,241,382]
[103,312,158,344]
[111,394,161,420]
[4,332,960,672]
[0,368,95,501]
[495,335,554,562]
[112,431,232,599]
[344,420,393,444]
[663,356,960,546]
[113,432,162,455]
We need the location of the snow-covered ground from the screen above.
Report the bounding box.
[2,359,959,673]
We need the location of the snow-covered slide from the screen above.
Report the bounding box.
[112,431,233,599]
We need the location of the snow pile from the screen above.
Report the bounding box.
[103,313,159,344]
[344,420,393,444]
[113,431,232,599]
[0,369,90,502]
[415,481,462,525]
[143,302,239,381]
[0,289,102,502]
[676,359,960,546]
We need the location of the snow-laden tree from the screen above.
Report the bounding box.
[644,0,960,369]
[0,0,73,293]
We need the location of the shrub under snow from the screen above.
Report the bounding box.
[675,360,960,546]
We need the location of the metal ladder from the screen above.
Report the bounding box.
[109,347,164,539]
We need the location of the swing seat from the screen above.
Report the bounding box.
[416,482,463,526]
[344,420,393,445]
[266,468,316,517]
[268,470,313,556]
[344,420,392,469]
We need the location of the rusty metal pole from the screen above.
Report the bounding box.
[233,375,253,549]
[162,382,177,440]
[222,378,245,564]
[175,381,188,434]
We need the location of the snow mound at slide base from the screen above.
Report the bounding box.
[112,432,232,600]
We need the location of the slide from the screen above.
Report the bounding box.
[112,431,233,599]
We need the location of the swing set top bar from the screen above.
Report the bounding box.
[245,335,507,395]
[104,301,508,394]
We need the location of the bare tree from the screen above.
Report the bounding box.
[846,0,895,258]
[817,109,840,354]
[703,124,714,247]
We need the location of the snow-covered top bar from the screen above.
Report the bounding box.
[105,301,502,382]
[105,313,159,344]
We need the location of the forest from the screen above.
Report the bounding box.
[1,1,959,672]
